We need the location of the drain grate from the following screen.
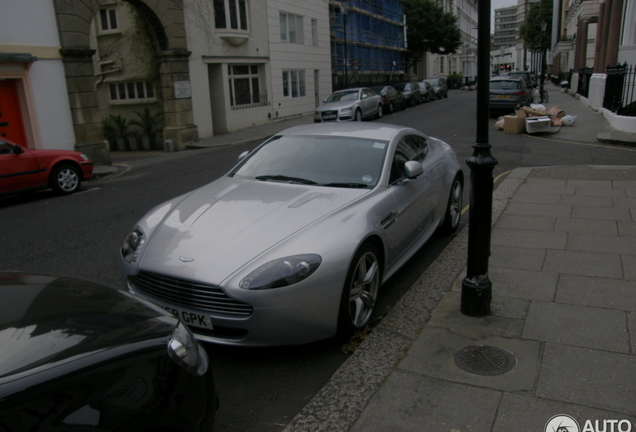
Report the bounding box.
[453,345,517,376]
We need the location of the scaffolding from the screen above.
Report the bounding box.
[330,0,406,88]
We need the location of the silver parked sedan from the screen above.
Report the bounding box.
[314,88,383,122]
[121,123,463,347]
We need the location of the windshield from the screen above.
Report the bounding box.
[424,79,439,86]
[392,83,406,91]
[231,134,389,188]
[326,90,359,102]
[490,80,522,90]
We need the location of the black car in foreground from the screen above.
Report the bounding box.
[0,272,217,432]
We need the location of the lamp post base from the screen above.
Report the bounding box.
[461,275,492,316]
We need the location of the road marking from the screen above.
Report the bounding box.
[111,163,132,178]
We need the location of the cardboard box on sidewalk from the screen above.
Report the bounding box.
[503,110,527,134]
[525,116,552,133]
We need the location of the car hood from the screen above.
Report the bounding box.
[316,100,357,111]
[0,273,172,379]
[139,177,368,282]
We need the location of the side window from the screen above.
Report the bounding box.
[389,140,417,184]
[404,135,429,162]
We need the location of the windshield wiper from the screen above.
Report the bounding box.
[321,182,370,189]
[255,175,317,185]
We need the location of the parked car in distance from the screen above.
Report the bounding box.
[489,76,531,116]
[422,77,448,99]
[0,272,217,432]
[121,122,464,347]
[417,81,436,103]
[0,138,93,196]
[392,82,422,107]
[370,85,407,113]
[314,88,383,122]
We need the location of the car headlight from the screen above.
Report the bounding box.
[168,322,208,375]
[122,226,146,264]
[340,107,353,112]
[239,254,321,290]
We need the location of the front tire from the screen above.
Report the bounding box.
[338,244,381,336]
[376,104,383,119]
[50,164,81,195]
[439,176,463,235]
[354,109,362,121]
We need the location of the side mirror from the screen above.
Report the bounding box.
[361,94,368,99]
[404,161,423,179]
[237,150,251,163]
[12,144,24,154]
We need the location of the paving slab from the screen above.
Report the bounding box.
[490,245,546,271]
[495,214,556,231]
[568,234,635,255]
[522,301,630,353]
[489,267,558,301]
[351,373,502,432]
[399,327,541,392]
[493,393,636,432]
[555,218,618,235]
[556,274,636,311]
[537,344,636,416]
[542,250,623,278]
[505,202,573,218]
[492,228,567,249]
[571,205,633,221]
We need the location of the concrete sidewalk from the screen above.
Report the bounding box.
[282,88,636,432]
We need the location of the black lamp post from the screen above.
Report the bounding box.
[460,0,498,316]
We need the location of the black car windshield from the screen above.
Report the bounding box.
[392,83,406,91]
[326,91,359,102]
[423,79,439,85]
[231,135,389,188]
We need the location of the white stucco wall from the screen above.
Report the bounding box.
[0,0,76,150]
[267,0,332,120]
[184,0,272,136]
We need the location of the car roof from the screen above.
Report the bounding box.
[333,87,366,93]
[491,76,524,81]
[273,122,418,142]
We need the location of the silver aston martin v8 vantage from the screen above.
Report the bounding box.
[121,123,463,347]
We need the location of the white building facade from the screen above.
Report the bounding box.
[0,0,76,151]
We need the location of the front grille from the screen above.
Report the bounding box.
[129,271,253,317]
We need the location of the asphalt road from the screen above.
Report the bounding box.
[2,89,636,431]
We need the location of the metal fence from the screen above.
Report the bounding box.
[603,63,636,117]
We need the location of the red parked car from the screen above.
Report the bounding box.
[0,138,93,196]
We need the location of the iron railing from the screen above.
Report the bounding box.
[603,63,636,117]
[577,67,593,98]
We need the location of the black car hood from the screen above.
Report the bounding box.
[0,272,174,379]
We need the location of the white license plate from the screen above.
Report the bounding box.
[155,302,213,329]
[322,114,337,119]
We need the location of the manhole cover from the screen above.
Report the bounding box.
[453,345,517,376]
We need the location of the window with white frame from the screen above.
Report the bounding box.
[282,70,306,98]
[109,81,155,102]
[280,12,304,44]
[214,0,248,31]
[311,19,318,46]
[228,65,262,107]
[99,8,118,32]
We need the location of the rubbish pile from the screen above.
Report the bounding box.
[495,104,577,135]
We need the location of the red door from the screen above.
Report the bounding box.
[0,80,28,146]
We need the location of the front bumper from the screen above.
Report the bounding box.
[314,110,354,122]
[126,277,342,347]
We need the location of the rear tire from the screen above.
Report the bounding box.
[376,104,383,119]
[338,244,381,336]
